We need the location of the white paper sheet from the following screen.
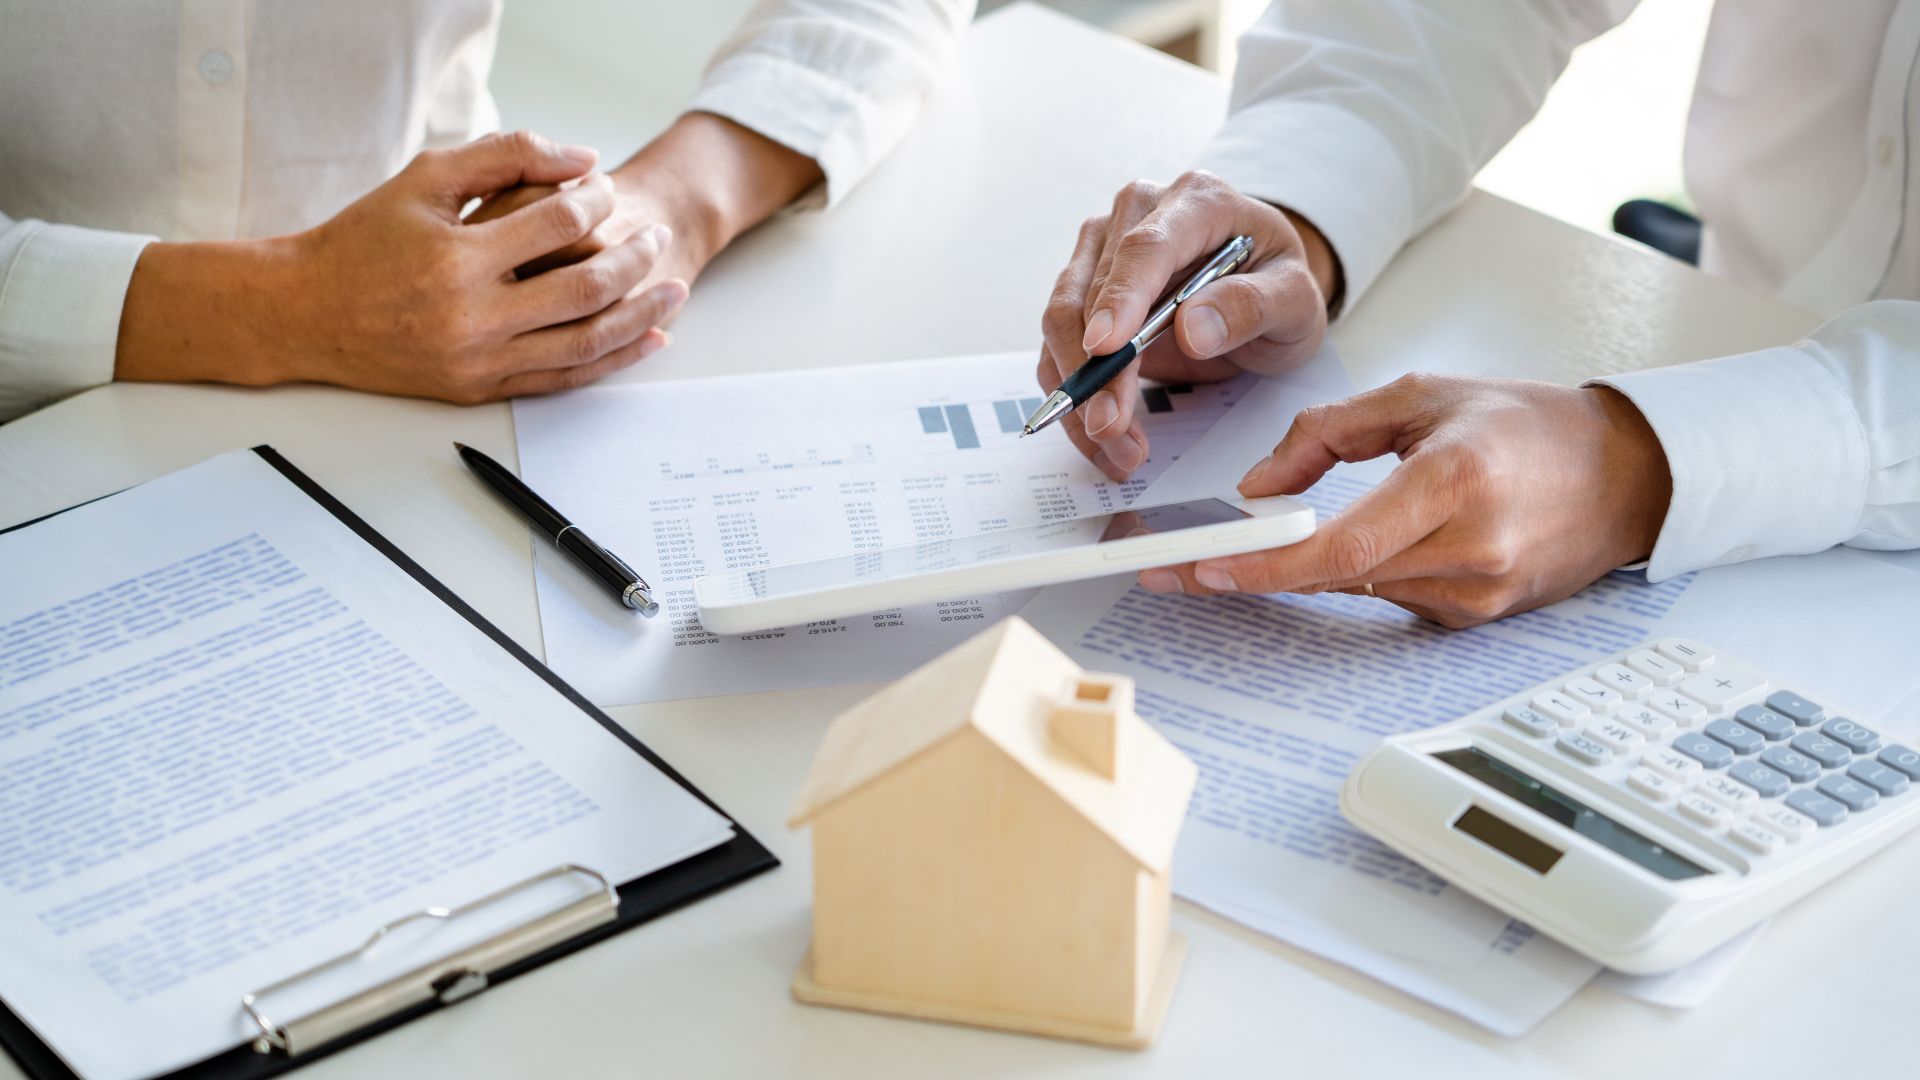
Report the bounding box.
[0,451,733,1080]
[511,352,1249,704]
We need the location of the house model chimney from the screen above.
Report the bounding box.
[1049,672,1134,780]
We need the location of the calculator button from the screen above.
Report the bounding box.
[1728,760,1791,798]
[1673,732,1735,770]
[1815,774,1879,813]
[1732,705,1795,742]
[1657,639,1715,670]
[1789,732,1851,769]
[1731,821,1784,855]
[1697,774,1758,811]
[1757,806,1814,841]
[1845,760,1910,797]
[1878,745,1920,781]
[1765,690,1825,727]
[1627,649,1685,686]
[1678,794,1732,830]
[1502,705,1558,738]
[1759,745,1822,784]
[1650,690,1706,726]
[1819,717,1880,755]
[1644,746,1705,782]
[1556,731,1612,766]
[1679,665,1767,712]
[1532,691,1589,726]
[1594,662,1653,699]
[1703,718,1765,757]
[1586,718,1644,753]
[1566,676,1623,712]
[1618,705,1676,738]
[1784,789,1848,828]
[1628,767,1682,802]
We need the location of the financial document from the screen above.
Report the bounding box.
[512,352,1248,704]
[1021,355,1685,1033]
[0,451,733,1080]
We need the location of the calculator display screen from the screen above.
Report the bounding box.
[1435,747,1714,880]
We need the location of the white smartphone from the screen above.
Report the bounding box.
[693,494,1315,634]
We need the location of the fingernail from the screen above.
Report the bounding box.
[1111,438,1146,473]
[1083,392,1119,435]
[1125,526,1152,538]
[649,279,690,310]
[1082,309,1114,352]
[560,143,598,166]
[1139,569,1182,594]
[1091,449,1123,478]
[1187,305,1227,356]
[646,222,672,250]
[1238,457,1270,490]
[1194,565,1235,591]
[638,331,671,359]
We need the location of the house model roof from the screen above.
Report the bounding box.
[788,617,1197,873]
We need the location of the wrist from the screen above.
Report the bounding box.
[609,111,823,274]
[1279,207,1346,317]
[115,235,308,386]
[1588,385,1674,564]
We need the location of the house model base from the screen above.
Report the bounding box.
[790,931,1189,1050]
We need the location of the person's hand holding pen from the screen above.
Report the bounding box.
[1035,171,1344,481]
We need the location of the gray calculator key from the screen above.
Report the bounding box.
[1815,773,1879,812]
[1784,788,1848,827]
[1728,760,1791,797]
[1766,691,1825,726]
[1732,705,1796,742]
[1557,730,1612,765]
[1674,732,1735,770]
[1846,760,1911,797]
[1760,745,1821,783]
[1703,718,1764,756]
[1820,717,1881,754]
[1789,731,1851,769]
[1879,745,1920,781]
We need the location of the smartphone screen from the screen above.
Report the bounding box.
[708,498,1252,603]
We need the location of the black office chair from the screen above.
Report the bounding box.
[1613,198,1702,266]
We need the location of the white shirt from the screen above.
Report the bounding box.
[1197,0,1920,579]
[0,0,973,421]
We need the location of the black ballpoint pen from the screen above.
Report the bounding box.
[454,442,659,616]
[1023,234,1255,436]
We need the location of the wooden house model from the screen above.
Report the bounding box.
[787,617,1198,1048]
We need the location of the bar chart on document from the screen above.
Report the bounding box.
[512,352,1249,703]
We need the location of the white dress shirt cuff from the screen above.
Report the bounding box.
[1195,99,1416,312]
[0,220,153,421]
[691,52,903,211]
[1588,348,1870,581]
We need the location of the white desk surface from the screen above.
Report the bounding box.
[3,6,1903,1078]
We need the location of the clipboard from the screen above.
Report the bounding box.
[0,446,779,1080]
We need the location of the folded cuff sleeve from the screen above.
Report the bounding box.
[0,219,154,422]
[1589,347,1871,581]
[1195,99,1417,312]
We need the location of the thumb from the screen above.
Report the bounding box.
[416,130,598,207]
[1175,260,1325,373]
[1237,378,1437,496]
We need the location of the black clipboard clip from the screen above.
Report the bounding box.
[239,865,618,1057]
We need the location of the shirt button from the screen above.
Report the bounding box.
[198,49,234,84]
[1880,135,1897,167]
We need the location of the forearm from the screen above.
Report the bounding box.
[609,112,823,273]
[113,237,304,386]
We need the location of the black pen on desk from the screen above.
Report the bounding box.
[454,442,659,616]
[1023,234,1255,436]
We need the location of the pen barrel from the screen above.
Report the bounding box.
[557,529,643,601]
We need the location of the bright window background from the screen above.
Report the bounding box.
[490,0,1712,238]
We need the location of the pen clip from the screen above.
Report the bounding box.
[1174,234,1255,303]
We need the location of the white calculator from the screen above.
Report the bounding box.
[1339,639,1920,973]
